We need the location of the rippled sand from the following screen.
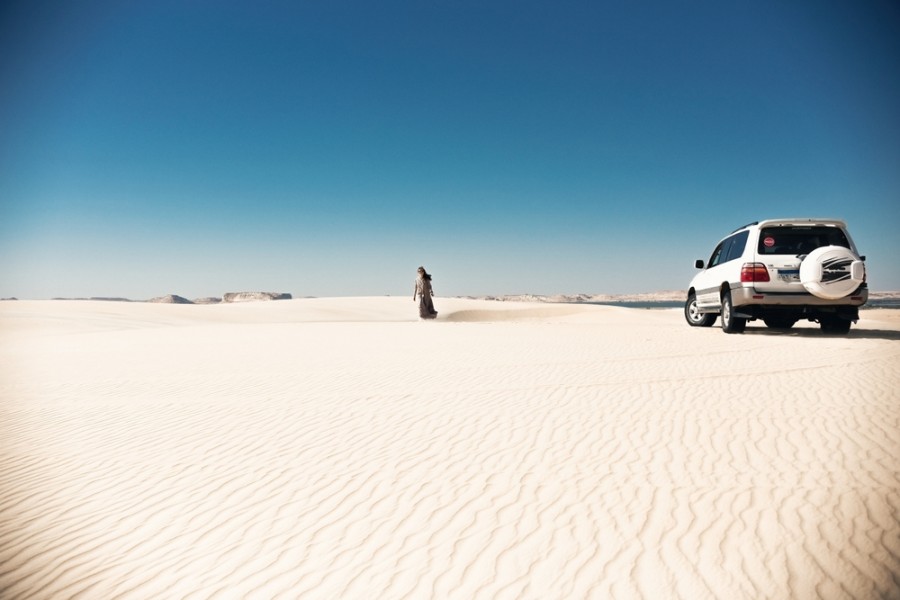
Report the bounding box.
[1,298,898,599]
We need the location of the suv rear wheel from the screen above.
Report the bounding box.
[721,290,746,334]
[684,292,716,327]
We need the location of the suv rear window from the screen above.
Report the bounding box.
[757,226,850,255]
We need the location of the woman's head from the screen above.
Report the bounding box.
[417,266,431,280]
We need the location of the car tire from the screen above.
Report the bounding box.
[685,292,716,327]
[820,317,851,334]
[721,290,746,334]
[763,317,797,330]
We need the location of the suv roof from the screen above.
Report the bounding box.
[731,218,848,234]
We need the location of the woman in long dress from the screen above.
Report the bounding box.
[413,266,438,319]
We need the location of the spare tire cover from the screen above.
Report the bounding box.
[799,245,865,300]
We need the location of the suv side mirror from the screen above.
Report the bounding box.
[694,259,705,269]
[860,255,866,261]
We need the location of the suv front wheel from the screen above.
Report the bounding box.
[684,292,717,327]
[820,316,851,334]
[721,290,746,334]
[764,316,797,330]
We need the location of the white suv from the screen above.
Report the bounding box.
[685,219,867,334]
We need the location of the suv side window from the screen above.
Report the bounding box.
[708,240,729,268]
[708,231,748,268]
[726,230,749,262]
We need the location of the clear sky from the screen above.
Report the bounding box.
[2,0,899,299]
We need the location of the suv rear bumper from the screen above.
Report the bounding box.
[727,284,867,322]
[730,284,868,307]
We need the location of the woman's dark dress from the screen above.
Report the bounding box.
[416,276,438,319]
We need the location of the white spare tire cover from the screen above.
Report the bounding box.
[799,245,865,300]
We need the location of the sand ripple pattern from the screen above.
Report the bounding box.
[1,299,899,599]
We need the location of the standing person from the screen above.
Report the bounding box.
[413,266,438,319]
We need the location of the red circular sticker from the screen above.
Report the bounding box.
[763,236,775,247]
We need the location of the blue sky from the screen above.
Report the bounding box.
[2,0,899,299]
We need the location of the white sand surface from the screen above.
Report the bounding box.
[1,298,898,599]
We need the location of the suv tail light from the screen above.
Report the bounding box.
[740,262,770,282]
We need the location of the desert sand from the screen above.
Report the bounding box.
[1,298,898,599]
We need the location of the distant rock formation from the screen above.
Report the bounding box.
[222,292,292,303]
[192,297,222,304]
[1,297,18,301]
[148,294,194,304]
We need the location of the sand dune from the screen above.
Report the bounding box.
[1,298,898,599]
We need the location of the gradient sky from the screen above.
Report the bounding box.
[2,0,899,299]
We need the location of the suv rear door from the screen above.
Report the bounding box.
[753,224,851,293]
[696,230,749,308]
